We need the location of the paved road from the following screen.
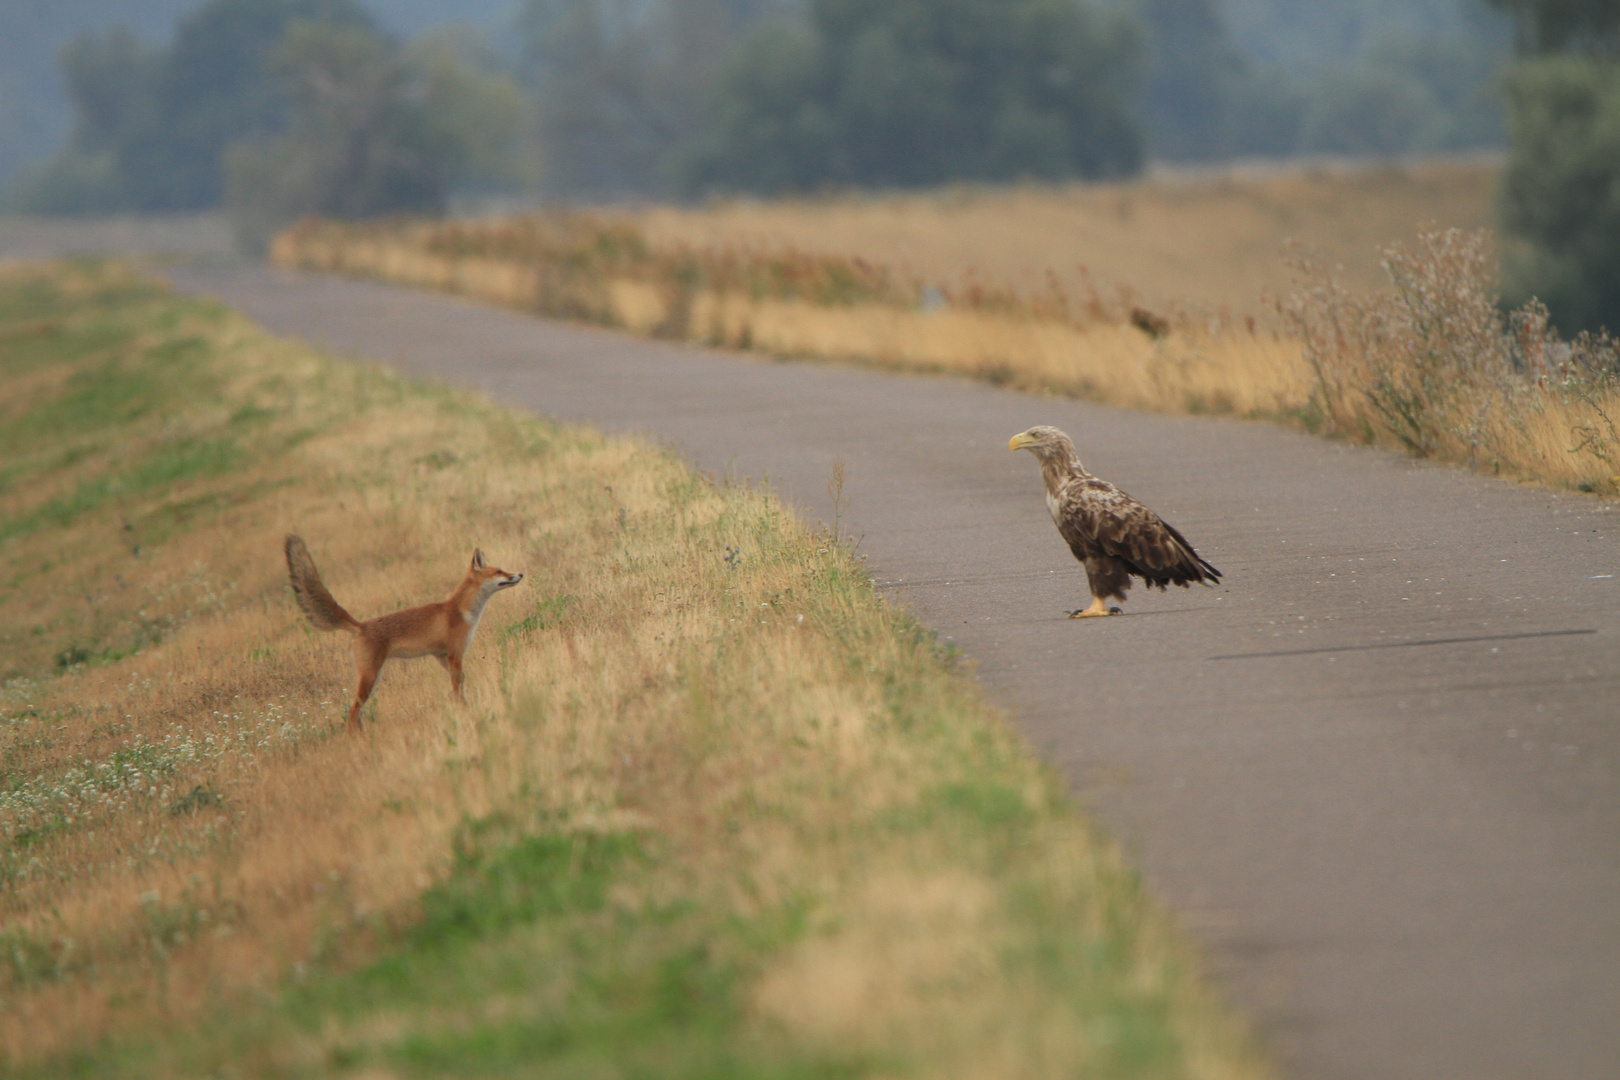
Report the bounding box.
[0,213,231,263]
[160,262,1619,1080]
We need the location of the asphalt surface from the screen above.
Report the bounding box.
[149,262,1620,1080]
[0,213,232,263]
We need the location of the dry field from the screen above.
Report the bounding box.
[0,261,1267,1078]
[639,157,1501,317]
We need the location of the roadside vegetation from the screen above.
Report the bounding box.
[0,259,1267,1078]
[270,161,1620,497]
[1283,226,1619,490]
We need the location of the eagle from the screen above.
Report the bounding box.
[1009,425,1221,617]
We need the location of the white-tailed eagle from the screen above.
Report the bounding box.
[1010,425,1220,617]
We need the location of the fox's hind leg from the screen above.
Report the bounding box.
[347,679,373,731]
[348,639,386,732]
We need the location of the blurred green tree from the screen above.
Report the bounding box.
[0,0,199,193]
[60,29,159,156]
[1298,66,1440,155]
[683,0,1142,194]
[1220,66,1307,157]
[1489,0,1620,54]
[226,20,519,251]
[1131,0,1251,161]
[1491,0,1620,331]
[1499,57,1620,331]
[1214,0,1510,162]
[5,29,159,212]
[515,0,786,198]
[1362,30,1507,150]
[123,0,378,210]
[7,0,376,212]
[411,29,538,195]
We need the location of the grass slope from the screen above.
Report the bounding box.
[0,261,1269,1079]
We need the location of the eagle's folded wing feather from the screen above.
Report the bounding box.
[1055,504,1097,563]
[1058,482,1220,586]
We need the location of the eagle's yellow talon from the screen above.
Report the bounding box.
[1068,599,1117,618]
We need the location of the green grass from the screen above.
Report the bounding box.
[275,824,855,1080]
[0,262,354,679]
[38,807,847,1079]
[73,764,1193,1079]
[0,283,233,546]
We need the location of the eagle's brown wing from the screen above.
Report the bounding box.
[1057,477,1220,590]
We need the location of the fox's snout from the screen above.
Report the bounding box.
[480,565,522,586]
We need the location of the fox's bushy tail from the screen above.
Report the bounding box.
[284,535,361,633]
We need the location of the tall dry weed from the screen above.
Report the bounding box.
[1283,226,1620,491]
[1554,336,1620,480]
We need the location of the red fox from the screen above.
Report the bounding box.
[284,534,523,731]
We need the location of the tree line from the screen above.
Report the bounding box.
[1492,0,1620,332]
[6,0,1518,216]
[5,0,527,250]
[5,0,1619,332]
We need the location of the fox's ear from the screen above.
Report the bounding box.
[472,549,485,570]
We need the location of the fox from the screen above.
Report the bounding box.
[283,534,523,732]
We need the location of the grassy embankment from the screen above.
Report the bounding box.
[0,260,1268,1078]
[272,160,1619,497]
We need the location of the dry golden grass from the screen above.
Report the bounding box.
[1,261,1268,1078]
[639,157,1500,315]
[270,215,1309,418]
[685,291,1309,416]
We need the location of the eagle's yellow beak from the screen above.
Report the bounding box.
[1009,432,1032,451]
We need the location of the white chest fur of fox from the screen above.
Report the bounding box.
[284,536,524,732]
[389,581,504,660]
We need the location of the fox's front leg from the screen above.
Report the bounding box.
[439,652,466,704]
